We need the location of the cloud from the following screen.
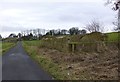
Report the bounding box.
[0,1,116,37]
[0,0,103,3]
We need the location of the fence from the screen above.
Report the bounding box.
[68,41,119,53]
[40,36,119,53]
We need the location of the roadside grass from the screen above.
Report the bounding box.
[23,40,41,46]
[0,42,2,55]
[2,42,16,54]
[22,41,68,80]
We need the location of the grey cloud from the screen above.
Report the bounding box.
[1,26,25,32]
[0,1,116,37]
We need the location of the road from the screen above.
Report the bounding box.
[2,42,53,80]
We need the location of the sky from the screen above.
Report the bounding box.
[0,0,117,37]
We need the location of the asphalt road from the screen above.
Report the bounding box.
[2,42,53,80]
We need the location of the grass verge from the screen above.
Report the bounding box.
[1,42,16,54]
[22,41,67,80]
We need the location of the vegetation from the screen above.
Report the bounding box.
[106,32,120,42]
[105,0,120,31]
[2,42,16,54]
[22,41,68,80]
[85,19,104,33]
[1,0,119,80]
[1,36,17,54]
[22,32,119,80]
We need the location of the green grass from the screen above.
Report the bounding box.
[23,40,41,46]
[22,41,67,80]
[106,32,120,42]
[0,42,2,55]
[2,42,16,54]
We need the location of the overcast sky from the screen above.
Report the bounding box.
[0,0,117,37]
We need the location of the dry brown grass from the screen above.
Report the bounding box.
[38,47,119,80]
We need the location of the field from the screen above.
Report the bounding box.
[106,32,120,42]
[22,32,119,80]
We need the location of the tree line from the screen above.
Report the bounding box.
[1,18,119,41]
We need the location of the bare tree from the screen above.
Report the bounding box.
[105,0,120,31]
[85,20,104,33]
[33,29,37,36]
[61,29,68,35]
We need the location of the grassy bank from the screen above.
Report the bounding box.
[2,42,16,54]
[22,41,68,80]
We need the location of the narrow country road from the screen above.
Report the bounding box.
[2,42,53,80]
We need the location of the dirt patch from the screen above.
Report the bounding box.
[38,47,119,80]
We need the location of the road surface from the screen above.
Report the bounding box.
[2,42,53,80]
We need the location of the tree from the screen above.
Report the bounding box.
[112,17,119,31]
[18,33,21,38]
[33,29,37,37]
[38,34,42,40]
[69,27,79,35]
[45,30,54,36]
[0,34,2,41]
[28,33,33,40]
[80,29,87,34]
[18,33,22,41]
[105,0,120,31]
[85,20,104,33]
[61,29,68,35]
[55,30,61,35]
[8,33,17,38]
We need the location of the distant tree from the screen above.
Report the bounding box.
[45,32,50,35]
[55,30,61,35]
[28,33,33,40]
[0,34,2,41]
[38,34,42,40]
[36,29,41,36]
[69,27,79,35]
[8,33,17,38]
[33,29,37,37]
[21,33,33,40]
[46,30,55,36]
[18,33,22,38]
[61,29,68,35]
[85,20,104,33]
[80,29,87,34]
[29,33,33,37]
[18,33,22,41]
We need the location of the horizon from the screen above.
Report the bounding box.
[0,0,117,38]
[1,28,116,38]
